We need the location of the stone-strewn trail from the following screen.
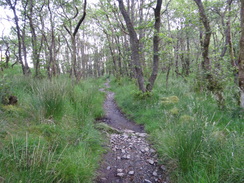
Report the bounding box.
[96,81,169,183]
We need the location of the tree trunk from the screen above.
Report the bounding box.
[146,0,162,92]
[28,0,41,77]
[194,0,211,71]
[118,0,145,92]
[9,1,29,75]
[239,0,244,108]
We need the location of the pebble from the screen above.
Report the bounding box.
[161,165,166,171]
[144,179,152,183]
[117,169,123,173]
[153,171,157,176]
[97,87,170,182]
[122,154,130,159]
[124,129,134,133]
[117,173,125,177]
[122,133,129,139]
[147,159,154,165]
[136,133,147,137]
[144,147,149,152]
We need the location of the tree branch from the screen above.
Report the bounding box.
[161,0,172,15]
[73,0,87,37]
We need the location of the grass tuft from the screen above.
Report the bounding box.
[111,75,244,183]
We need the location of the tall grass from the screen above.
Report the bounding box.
[111,76,244,183]
[0,68,106,182]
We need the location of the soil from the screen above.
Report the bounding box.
[96,81,169,183]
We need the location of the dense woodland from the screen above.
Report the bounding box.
[0,0,243,182]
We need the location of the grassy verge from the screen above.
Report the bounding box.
[0,68,106,182]
[110,76,243,183]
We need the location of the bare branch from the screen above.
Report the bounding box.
[73,0,87,37]
[161,0,172,15]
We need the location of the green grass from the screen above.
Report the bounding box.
[0,67,106,182]
[110,75,244,183]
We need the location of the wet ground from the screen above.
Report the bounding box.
[96,81,169,183]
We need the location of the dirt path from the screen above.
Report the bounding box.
[96,81,169,183]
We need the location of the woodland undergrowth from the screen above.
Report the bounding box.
[111,75,243,183]
[0,67,106,183]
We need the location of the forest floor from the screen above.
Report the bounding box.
[95,81,169,183]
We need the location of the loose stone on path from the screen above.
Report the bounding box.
[96,81,169,183]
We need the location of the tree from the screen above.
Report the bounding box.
[117,0,146,92]
[63,0,87,80]
[239,0,244,108]
[117,0,163,93]
[193,0,211,71]
[146,0,162,91]
[4,0,31,75]
[27,0,43,77]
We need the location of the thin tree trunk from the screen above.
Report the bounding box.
[118,0,145,92]
[146,0,162,92]
[194,0,211,71]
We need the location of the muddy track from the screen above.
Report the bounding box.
[96,81,169,183]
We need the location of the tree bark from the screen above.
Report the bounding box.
[194,0,211,71]
[118,0,145,92]
[239,0,244,108]
[146,0,162,92]
[6,0,30,75]
[28,0,42,77]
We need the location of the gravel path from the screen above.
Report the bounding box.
[96,81,169,183]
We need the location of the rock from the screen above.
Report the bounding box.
[122,133,129,138]
[123,129,134,133]
[150,148,156,153]
[147,159,154,165]
[121,149,125,153]
[153,171,157,176]
[122,154,130,160]
[106,166,111,170]
[117,156,121,160]
[117,173,125,177]
[112,148,117,151]
[128,171,135,175]
[117,169,123,173]
[160,165,166,171]
[144,147,149,152]
[136,133,147,137]
[144,179,152,183]
[100,177,107,181]
[95,123,121,134]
